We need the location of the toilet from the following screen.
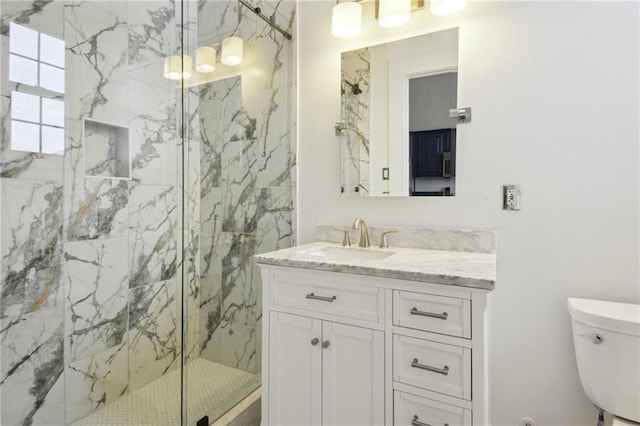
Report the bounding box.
[567,298,640,426]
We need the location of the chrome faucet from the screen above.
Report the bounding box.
[352,218,370,247]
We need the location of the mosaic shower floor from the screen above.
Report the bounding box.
[71,359,258,426]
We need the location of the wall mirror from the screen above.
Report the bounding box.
[339,27,459,197]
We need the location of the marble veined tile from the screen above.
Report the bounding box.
[220,324,257,373]
[66,178,129,241]
[221,138,258,234]
[199,273,222,360]
[199,98,223,193]
[255,187,293,254]
[1,178,63,318]
[200,230,223,281]
[128,183,178,288]
[64,238,129,363]
[252,18,295,91]
[220,233,258,330]
[255,86,295,188]
[200,187,223,240]
[129,111,179,186]
[128,0,179,89]
[65,2,129,124]
[127,280,180,391]
[198,1,253,46]
[65,341,129,424]
[200,231,258,370]
[0,308,65,426]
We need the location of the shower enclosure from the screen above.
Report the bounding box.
[0,0,295,424]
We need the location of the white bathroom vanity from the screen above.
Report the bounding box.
[255,228,496,426]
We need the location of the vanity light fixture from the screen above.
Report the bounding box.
[332,1,363,38]
[164,55,192,80]
[378,0,411,28]
[195,46,216,73]
[331,0,466,37]
[430,0,466,15]
[221,36,244,66]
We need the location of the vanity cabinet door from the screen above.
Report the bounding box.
[322,322,385,425]
[269,312,322,426]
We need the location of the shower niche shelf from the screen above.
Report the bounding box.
[83,117,131,179]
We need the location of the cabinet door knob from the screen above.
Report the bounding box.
[322,340,330,349]
[311,338,320,346]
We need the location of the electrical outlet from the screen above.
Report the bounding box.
[503,185,521,210]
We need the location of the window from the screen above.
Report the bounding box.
[9,22,65,155]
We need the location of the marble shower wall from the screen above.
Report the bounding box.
[196,0,296,374]
[341,47,370,196]
[1,0,184,424]
[0,0,296,423]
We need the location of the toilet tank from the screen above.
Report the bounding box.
[567,298,640,422]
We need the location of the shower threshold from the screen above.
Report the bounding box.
[71,358,259,426]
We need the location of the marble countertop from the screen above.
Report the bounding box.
[254,242,496,290]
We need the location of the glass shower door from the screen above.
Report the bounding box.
[180,0,296,424]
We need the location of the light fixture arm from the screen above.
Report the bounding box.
[238,0,293,40]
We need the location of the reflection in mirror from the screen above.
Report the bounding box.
[340,47,370,195]
[409,72,457,196]
[339,28,459,197]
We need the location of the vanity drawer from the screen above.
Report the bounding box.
[269,269,382,323]
[394,290,471,338]
[393,335,471,400]
[394,391,471,426]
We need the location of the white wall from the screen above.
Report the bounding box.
[297,1,640,425]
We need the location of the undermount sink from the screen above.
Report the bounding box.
[299,246,395,261]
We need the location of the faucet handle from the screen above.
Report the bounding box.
[379,230,398,248]
[334,228,351,246]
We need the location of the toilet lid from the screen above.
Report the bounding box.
[613,417,640,426]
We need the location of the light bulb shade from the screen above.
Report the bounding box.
[165,55,193,80]
[378,0,411,28]
[195,46,216,73]
[221,36,244,66]
[164,55,183,80]
[430,0,466,16]
[331,2,362,38]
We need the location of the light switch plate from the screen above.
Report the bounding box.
[503,185,521,210]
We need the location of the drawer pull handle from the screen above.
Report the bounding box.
[410,307,448,320]
[322,340,330,349]
[306,293,337,302]
[411,415,449,426]
[411,358,450,375]
[311,338,320,346]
